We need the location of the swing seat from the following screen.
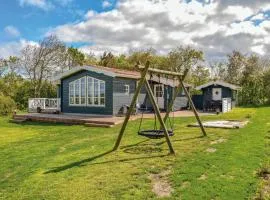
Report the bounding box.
[138,129,174,139]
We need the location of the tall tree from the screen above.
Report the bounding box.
[67,47,85,69]
[188,65,210,87]
[226,51,246,84]
[239,55,265,105]
[209,62,228,80]
[99,52,115,67]
[166,46,204,73]
[84,52,98,66]
[19,35,66,97]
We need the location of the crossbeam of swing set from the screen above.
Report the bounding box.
[138,65,183,77]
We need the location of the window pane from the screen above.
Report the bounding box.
[70,97,74,104]
[100,97,105,105]
[70,83,74,95]
[94,79,99,98]
[100,81,105,98]
[88,97,93,105]
[88,77,93,105]
[94,97,99,105]
[81,77,86,98]
[75,80,80,98]
[81,97,86,104]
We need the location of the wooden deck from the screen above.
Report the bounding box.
[12,111,213,128]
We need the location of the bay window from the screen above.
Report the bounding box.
[69,76,105,107]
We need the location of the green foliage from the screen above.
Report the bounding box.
[221,52,270,106]
[0,95,16,115]
[166,46,204,73]
[0,74,56,110]
[67,47,85,68]
[263,69,270,104]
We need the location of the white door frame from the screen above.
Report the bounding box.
[154,84,164,109]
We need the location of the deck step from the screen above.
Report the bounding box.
[10,119,27,123]
[84,120,116,125]
[84,123,114,128]
[13,115,27,119]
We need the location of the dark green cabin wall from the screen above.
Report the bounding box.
[202,85,236,107]
[61,70,113,115]
[112,77,137,115]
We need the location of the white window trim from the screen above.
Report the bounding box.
[69,76,106,107]
[124,85,130,95]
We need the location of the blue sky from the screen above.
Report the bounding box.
[1,0,270,60]
[0,0,116,43]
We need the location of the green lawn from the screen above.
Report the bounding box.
[0,107,269,200]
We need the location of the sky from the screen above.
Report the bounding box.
[1,0,270,61]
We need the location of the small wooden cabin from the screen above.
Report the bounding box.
[194,81,241,112]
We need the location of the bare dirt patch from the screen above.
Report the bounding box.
[255,167,270,199]
[198,174,207,180]
[149,170,173,198]
[210,138,227,145]
[206,148,217,153]
[180,181,191,189]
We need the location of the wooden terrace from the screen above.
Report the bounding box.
[12,111,213,128]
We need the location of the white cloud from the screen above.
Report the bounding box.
[0,39,38,58]
[102,0,112,9]
[84,10,96,19]
[251,45,265,55]
[48,0,270,59]
[223,6,253,21]
[19,0,54,11]
[4,26,21,37]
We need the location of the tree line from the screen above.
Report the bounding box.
[0,35,270,114]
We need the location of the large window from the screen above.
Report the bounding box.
[69,76,105,107]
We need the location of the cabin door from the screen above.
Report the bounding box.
[212,88,222,101]
[154,84,164,109]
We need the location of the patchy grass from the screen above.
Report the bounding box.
[0,107,269,199]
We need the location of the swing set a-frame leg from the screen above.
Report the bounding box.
[178,76,207,137]
[113,62,150,151]
[144,80,175,155]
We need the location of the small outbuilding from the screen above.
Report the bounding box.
[193,80,241,112]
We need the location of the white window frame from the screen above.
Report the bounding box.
[69,76,105,107]
[124,85,130,95]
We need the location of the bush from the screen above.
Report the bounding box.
[0,95,16,115]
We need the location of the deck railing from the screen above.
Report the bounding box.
[28,98,61,112]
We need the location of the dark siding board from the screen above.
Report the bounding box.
[112,78,137,115]
[138,85,152,109]
[192,95,203,110]
[61,70,114,115]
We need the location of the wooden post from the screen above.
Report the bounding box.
[113,61,151,151]
[178,76,207,137]
[163,69,189,124]
[144,80,175,154]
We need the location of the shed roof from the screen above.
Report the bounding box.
[195,80,241,90]
[54,65,192,88]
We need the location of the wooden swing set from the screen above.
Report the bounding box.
[113,61,207,155]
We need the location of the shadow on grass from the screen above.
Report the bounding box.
[44,146,168,174]
[120,139,150,149]
[44,149,114,174]
[154,135,205,146]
